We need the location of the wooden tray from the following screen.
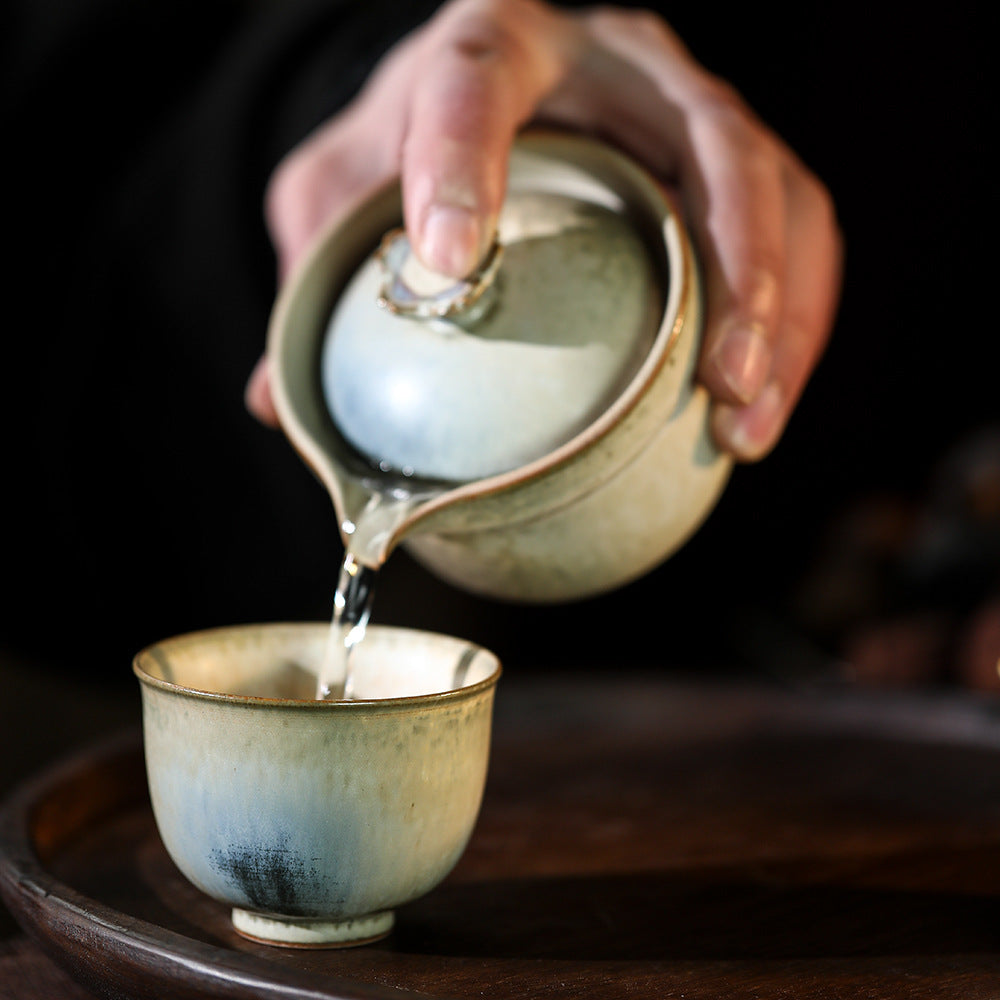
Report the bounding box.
[4,675,1000,999]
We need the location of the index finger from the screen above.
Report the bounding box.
[401,0,578,277]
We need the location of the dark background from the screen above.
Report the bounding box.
[2,0,994,699]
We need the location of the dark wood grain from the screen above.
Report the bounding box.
[3,676,1000,999]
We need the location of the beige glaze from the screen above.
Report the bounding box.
[267,132,732,600]
[134,623,500,947]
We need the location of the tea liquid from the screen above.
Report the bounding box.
[315,487,428,700]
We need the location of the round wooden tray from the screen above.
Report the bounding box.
[3,675,1000,999]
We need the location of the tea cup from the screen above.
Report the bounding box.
[133,623,500,947]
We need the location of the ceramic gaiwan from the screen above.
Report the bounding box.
[134,623,501,947]
[269,131,732,600]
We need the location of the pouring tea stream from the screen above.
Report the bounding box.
[266,133,733,699]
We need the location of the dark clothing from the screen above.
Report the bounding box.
[3,1,994,682]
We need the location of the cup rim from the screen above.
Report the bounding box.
[132,622,502,710]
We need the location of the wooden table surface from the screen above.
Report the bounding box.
[4,671,1000,999]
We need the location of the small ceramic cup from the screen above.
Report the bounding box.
[133,623,501,947]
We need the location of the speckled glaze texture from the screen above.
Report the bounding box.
[134,624,500,946]
[268,132,732,602]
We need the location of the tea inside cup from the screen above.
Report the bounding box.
[134,623,501,947]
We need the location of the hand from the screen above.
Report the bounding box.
[247,0,843,463]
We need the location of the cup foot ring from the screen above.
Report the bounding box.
[231,907,394,948]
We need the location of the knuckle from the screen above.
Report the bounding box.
[745,250,785,294]
[436,0,544,63]
[264,152,308,227]
[621,7,669,36]
[587,5,666,35]
[693,73,744,115]
[695,80,762,143]
[697,87,784,180]
[791,160,844,251]
[451,21,519,63]
[264,140,339,241]
[584,5,679,54]
[812,175,842,245]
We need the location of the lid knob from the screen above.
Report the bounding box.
[377,228,503,322]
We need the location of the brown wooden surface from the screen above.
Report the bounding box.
[3,675,1000,999]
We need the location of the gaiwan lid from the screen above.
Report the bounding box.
[321,165,664,484]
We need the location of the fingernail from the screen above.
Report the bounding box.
[420,204,483,278]
[712,380,784,462]
[711,320,771,404]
